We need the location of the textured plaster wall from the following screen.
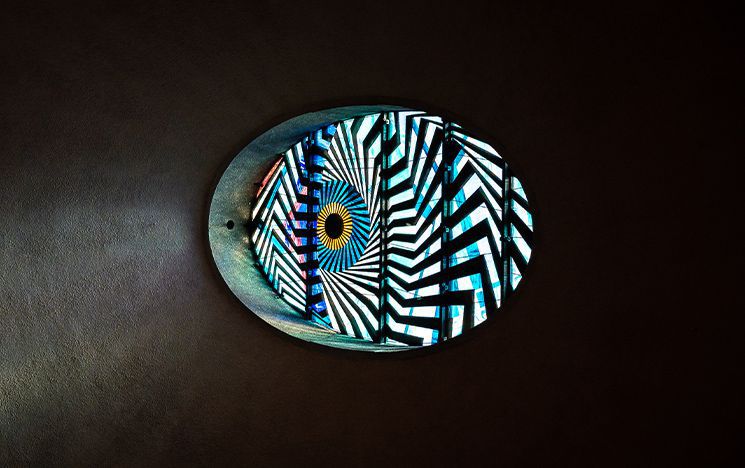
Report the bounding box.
[1,1,741,466]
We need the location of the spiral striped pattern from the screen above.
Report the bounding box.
[250,111,534,347]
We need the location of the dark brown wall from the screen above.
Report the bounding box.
[1,1,741,466]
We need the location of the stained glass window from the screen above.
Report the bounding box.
[249,111,534,348]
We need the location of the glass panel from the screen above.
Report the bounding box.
[249,111,534,347]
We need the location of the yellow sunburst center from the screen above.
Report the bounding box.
[318,203,352,250]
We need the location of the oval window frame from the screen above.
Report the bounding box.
[208,104,537,353]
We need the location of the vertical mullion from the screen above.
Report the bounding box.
[377,112,392,344]
[440,121,454,343]
[304,133,318,320]
[501,166,512,301]
[304,128,330,321]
